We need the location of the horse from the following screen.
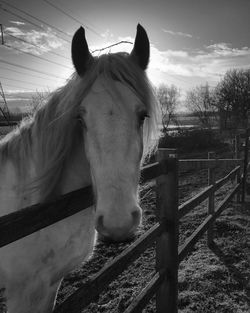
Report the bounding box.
[0,24,160,313]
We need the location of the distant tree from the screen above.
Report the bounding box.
[156,84,180,131]
[29,90,50,114]
[185,83,217,128]
[214,68,250,129]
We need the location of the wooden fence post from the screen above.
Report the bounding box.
[234,134,240,159]
[156,148,179,313]
[207,152,215,247]
[234,135,241,202]
[242,128,249,202]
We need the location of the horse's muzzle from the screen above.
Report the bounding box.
[95,207,141,242]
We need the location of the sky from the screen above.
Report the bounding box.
[0,0,250,112]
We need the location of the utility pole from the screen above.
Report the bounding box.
[0,82,11,125]
[0,24,4,45]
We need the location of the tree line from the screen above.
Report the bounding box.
[2,68,250,132]
[157,68,250,131]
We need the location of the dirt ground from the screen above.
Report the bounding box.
[55,157,250,312]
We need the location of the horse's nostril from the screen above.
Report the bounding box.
[95,215,104,232]
[131,208,141,225]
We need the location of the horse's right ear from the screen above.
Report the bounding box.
[130,24,150,70]
[72,27,94,76]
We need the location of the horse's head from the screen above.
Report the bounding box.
[72,25,154,242]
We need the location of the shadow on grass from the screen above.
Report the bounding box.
[210,241,250,304]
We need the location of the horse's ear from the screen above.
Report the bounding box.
[130,24,150,70]
[72,27,94,76]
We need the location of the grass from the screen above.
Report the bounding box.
[177,167,250,313]
[55,159,250,312]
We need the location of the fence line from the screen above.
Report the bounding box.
[0,158,242,248]
[0,142,246,312]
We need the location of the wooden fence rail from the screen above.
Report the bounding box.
[0,160,168,248]
[0,147,245,313]
[178,165,241,219]
[53,222,164,313]
[178,182,241,263]
[179,158,242,171]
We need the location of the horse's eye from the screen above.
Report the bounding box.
[138,112,149,127]
[77,115,86,129]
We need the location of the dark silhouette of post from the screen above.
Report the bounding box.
[207,152,215,247]
[234,135,241,202]
[242,128,249,202]
[156,148,179,313]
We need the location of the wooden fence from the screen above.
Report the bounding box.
[0,144,246,312]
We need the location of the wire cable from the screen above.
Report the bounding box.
[2,44,72,69]
[5,32,70,61]
[1,82,34,91]
[0,2,71,43]
[0,60,68,80]
[43,0,102,38]
[0,65,60,82]
[0,75,52,88]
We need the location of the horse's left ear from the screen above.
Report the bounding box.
[72,27,94,76]
[130,24,150,70]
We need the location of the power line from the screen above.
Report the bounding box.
[0,65,60,83]
[43,0,102,38]
[1,82,34,91]
[0,24,3,45]
[2,44,72,69]
[5,32,70,61]
[0,0,72,38]
[0,75,51,88]
[45,0,103,35]
[0,81,11,123]
[1,6,45,32]
[0,60,67,80]
[0,3,71,44]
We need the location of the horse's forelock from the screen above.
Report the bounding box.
[94,53,161,158]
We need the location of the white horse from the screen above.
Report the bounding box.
[0,24,160,313]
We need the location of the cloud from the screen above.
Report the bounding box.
[90,33,250,89]
[101,29,114,41]
[10,21,26,26]
[162,29,193,38]
[149,42,250,80]
[206,42,250,57]
[5,26,65,55]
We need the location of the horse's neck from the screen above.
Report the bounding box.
[0,137,91,216]
[0,156,37,215]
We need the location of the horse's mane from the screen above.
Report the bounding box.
[0,52,161,200]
